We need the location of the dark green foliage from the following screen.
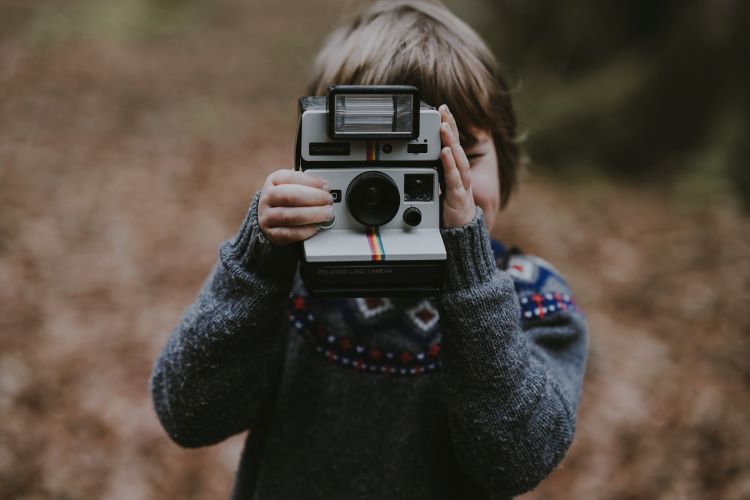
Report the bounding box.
[471,0,750,205]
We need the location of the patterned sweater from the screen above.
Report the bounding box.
[150,193,588,499]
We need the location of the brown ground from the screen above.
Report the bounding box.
[1,1,749,499]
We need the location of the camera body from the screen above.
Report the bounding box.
[296,85,447,297]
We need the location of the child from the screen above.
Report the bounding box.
[150,1,588,498]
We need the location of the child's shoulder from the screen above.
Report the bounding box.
[491,240,584,324]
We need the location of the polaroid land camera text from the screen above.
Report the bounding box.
[296,85,447,297]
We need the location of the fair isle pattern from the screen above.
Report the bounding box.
[355,297,394,319]
[406,299,440,334]
[288,294,442,376]
[507,254,567,291]
[506,253,585,322]
[288,240,582,376]
[519,292,579,321]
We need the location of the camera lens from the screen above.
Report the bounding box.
[365,186,381,206]
[346,171,400,226]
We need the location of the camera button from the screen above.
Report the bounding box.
[320,214,336,229]
[403,207,422,227]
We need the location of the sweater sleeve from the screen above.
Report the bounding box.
[437,207,588,497]
[149,191,299,448]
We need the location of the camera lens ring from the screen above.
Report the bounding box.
[346,171,400,227]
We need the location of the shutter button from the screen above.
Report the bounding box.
[403,207,422,227]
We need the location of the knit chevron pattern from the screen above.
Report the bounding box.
[287,239,583,377]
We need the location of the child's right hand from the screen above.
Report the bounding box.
[258,169,334,246]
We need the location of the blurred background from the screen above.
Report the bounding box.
[1,0,749,498]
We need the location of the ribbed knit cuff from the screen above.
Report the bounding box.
[440,207,497,291]
[219,191,300,283]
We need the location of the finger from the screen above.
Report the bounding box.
[440,123,470,190]
[265,223,321,246]
[268,169,330,191]
[262,205,335,228]
[440,121,459,150]
[445,106,460,142]
[439,104,450,128]
[265,183,334,207]
[439,117,469,169]
[294,223,323,241]
[438,107,453,145]
[440,146,464,194]
[450,143,472,190]
[438,104,461,143]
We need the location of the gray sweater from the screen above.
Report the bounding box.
[150,192,588,499]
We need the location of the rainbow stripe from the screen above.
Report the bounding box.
[366,227,385,261]
[366,140,379,161]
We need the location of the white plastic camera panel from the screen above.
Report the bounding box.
[302,167,445,263]
[300,108,441,163]
[306,167,441,230]
[303,227,446,262]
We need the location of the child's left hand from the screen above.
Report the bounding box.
[438,104,477,228]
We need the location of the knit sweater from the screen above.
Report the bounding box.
[150,192,588,499]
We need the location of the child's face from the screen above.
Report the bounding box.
[465,128,501,232]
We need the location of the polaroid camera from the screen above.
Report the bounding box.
[295,85,446,297]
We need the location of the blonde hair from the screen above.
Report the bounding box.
[307,0,521,208]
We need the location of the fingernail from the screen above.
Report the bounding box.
[441,122,449,130]
[322,182,331,191]
[445,105,451,114]
[441,147,450,155]
[328,193,334,204]
[326,206,335,219]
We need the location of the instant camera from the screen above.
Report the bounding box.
[296,85,447,297]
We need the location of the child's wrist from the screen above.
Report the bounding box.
[222,191,300,282]
[439,206,497,291]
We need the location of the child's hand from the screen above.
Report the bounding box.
[438,105,477,228]
[258,169,334,246]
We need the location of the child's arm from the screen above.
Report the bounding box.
[438,215,587,497]
[436,107,587,496]
[150,171,333,448]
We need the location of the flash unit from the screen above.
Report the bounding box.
[327,85,420,140]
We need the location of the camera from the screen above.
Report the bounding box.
[295,85,447,297]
